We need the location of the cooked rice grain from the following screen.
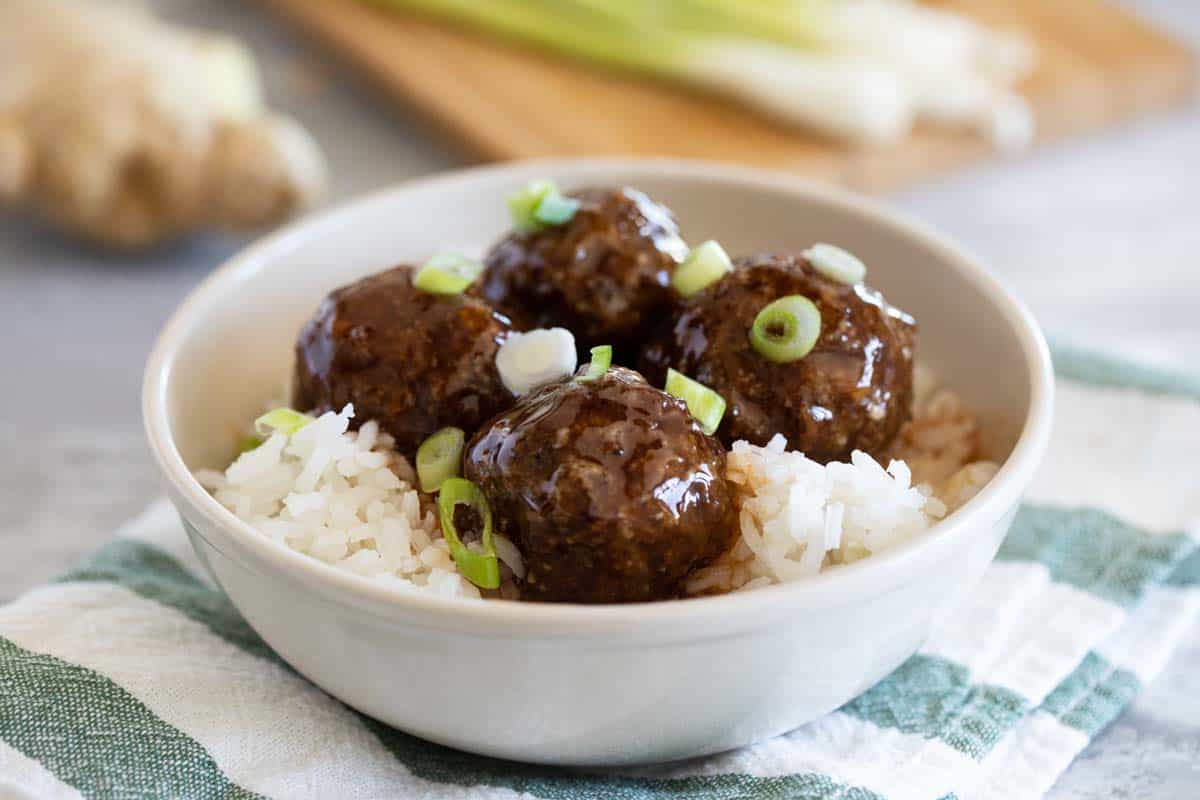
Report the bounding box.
[198,405,523,600]
[200,387,996,601]
[687,390,996,596]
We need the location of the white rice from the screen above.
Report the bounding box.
[888,387,987,487]
[197,404,524,600]
[686,389,998,596]
[199,387,996,601]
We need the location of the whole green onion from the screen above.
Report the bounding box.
[368,0,920,145]
[416,427,466,493]
[664,368,726,435]
[370,0,1038,149]
[749,294,821,363]
[413,252,485,295]
[437,478,501,590]
[372,0,829,74]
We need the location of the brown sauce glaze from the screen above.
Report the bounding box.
[640,253,916,463]
[294,265,515,458]
[477,187,688,360]
[465,367,736,603]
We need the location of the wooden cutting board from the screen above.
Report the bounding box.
[261,0,1195,191]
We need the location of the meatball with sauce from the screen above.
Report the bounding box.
[640,253,916,463]
[464,366,736,603]
[294,265,514,457]
[477,187,689,357]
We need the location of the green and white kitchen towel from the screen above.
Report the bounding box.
[2,349,1199,800]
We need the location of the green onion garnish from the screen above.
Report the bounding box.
[254,407,312,437]
[236,434,263,454]
[416,427,465,493]
[803,243,866,285]
[664,368,726,435]
[508,180,555,232]
[508,179,578,232]
[496,327,578,396]
[533,192,581,226]
[412,252,484,295]
[437,478,500,590]
[672,240,732,297]
[749,295,822,363]
[577,344,612,382]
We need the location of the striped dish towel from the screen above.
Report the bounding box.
[2,350,1199,800]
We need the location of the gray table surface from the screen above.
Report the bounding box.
[1,0,1196,795]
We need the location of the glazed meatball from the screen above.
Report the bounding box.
[477,187,689,357]
[640,253,916,463]
[464,367,736,603]
[294,265,514,457]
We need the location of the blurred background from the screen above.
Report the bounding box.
[0,0,1197,794]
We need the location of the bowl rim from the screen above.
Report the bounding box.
[143,157,1054,634]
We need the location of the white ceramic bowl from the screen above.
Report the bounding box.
[144,159,1053,767]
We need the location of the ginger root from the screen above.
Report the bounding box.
[0,0,326,248]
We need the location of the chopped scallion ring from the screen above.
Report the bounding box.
[496,328,577,396]
[416,427,465,493]
[236,434,263,454]
[533,192,580,226]
[437,478,500,590]
[254,407,312,437]
[803,243,866,285]
[750,295,822,363]
[672,240,732,297]
[664,368,726,435]
[577,344,613,383]
[508,179,579,232]
[508,180,556,232]
[413,252,485,295]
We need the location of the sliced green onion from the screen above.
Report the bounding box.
[412,252,484,295]
[750,295,822,363]
[672,239,732,297]
[437,478,500,590]
[508,179,579,232]
[504,179,559,232]
[803,243,866,285]
[416,427,465,493]
[236,434,263,454]
[254,407,312,437]
[577,344,613,382]
[664,368,726,435]
[496,327,577,396]
[508,179,556,232]
[533,192,580,226]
